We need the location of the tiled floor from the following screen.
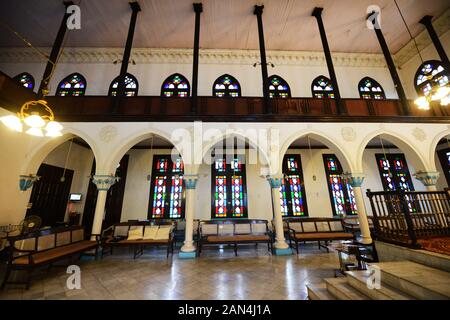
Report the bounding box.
[0,244,339,300]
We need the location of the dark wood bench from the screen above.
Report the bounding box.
[197,219,273,256]
[1,226,99,289]
[101,220,175,259]
[285,217,355,254]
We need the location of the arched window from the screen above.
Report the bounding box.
[268,75,291,98]
[358,77,385,100]
[161,73,190,97]
[414,60,449,98]
[13,72,35,90]
[213,74,241,97]
[108,73,138,97]
[312,76,334,99]
[56,73,86,96]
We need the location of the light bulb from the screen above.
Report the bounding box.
[26,127,44,137]
[432,86,450,101]
[441,95,450,107]
[24,115,45,128]
[414,96,430,110]
[1,115,23,132]
[45,130,63,137]
[45,121,63,132]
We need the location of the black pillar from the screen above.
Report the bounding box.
[191,3,203,114]
[254,5,271,114]
[38,1,74,98]
[312,7,345,115]
[115,1,141,101]
[368,12,409,115]
[420,15,450,71]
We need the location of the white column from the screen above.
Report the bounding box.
[267,175,289,250]
[344,173,372,244]
[414,171,440,191]
[181,174,198,253]
[90,175,119,240]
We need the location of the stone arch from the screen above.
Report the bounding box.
[280,130,354,174]
[23,127,100,175]
[357,130,428,173]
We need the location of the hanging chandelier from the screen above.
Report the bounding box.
[1,99,63,137]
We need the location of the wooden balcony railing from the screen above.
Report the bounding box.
[0,71,449,122]
[366,189,450,248]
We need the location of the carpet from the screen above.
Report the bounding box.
[417,237,450,256]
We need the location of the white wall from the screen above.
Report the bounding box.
[41,141,94,222]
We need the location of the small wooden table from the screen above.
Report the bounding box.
[327,241,377,277]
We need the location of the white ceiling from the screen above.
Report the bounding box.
[0,0,448,53]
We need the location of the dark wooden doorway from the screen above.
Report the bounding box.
[26,163,74,227]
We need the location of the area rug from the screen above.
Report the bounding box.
[417,237,450,256]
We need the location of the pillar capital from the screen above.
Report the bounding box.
[419,15,433,26]
[184,174,199,189]
[312,7,323,18]
[129,1,141,12]
[92,175,119,191]
[19,174,40,191]
[193,3,203,13]
[343,173,366,188]
[253,5,264,16]
[266,175,283,189]
[414,171,440,187]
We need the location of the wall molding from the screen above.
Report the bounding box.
[0,47,388,68]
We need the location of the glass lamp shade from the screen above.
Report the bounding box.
[26,127,44,137]
[414,96,430,110]
[24,115,46,128]
[432,86,450,101]
[1,115,23,132]
[45,121,63,132]
[45,129,63,137]
[441,95,450,106]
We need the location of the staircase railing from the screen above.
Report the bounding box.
[366,189,450,248]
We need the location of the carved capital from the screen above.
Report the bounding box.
[92,175,119,191]
[414,171,440,187]
[19,174,40,191]
[267,175,283,189]
[343,173,365,187]
[184,174,199,190]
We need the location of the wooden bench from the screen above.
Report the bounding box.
[1,226,99,289]
[285,217,355,254]
[101,220,175,259]
[197,219,273,256]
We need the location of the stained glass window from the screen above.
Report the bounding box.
[212,156,247,219]
[414,60,449,98]
[149,155,185,219]
[268,75,291,98]
[375,154,414,192]
[358,77,385,100]
[279,155,308,217]
[56,73,86,96]
[437,147,450,187]
[161,73,190,97]
[109,73,138,97]
[323,154,357,216]
[13,72,34,90]
[312,76,334,99]
[213,74,241,97]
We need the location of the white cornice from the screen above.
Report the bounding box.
[0,47,388,68]
[394,8,450,68]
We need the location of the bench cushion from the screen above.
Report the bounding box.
[106,238,171,245]
[13,240,97,265]
[206,235,270,243]
[127,226,144,240]
[293,232,353,240]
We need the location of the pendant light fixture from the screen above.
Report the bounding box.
[393,0,450,110]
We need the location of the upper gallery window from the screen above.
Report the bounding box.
[213,74,241,97]
[358,77,385,100]
[312,76,334,99]
[268,75,291,98]
[414,60,449,98]
[13,72,34,90]
[109,73,138,97]
[56,73,86,96]
[161,73,190,98]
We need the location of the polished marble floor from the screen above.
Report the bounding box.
[0,243,339,300]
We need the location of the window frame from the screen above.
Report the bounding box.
[13,72,35,90]
[280,154,309,217]
[212,74,241,98]
[358,77,386,100]
[108,73,139,97]
[414,60,449,97]
[268,75,291,98]
[311,75,334,99]
[56,72,87,97]
[375,153,415,192]
[161,73,190,98]
[437,147,450,187]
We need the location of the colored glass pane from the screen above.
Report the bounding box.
[358,77,385,100]
[213,75,241,97]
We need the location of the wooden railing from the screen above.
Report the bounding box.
[366,189,450,248]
